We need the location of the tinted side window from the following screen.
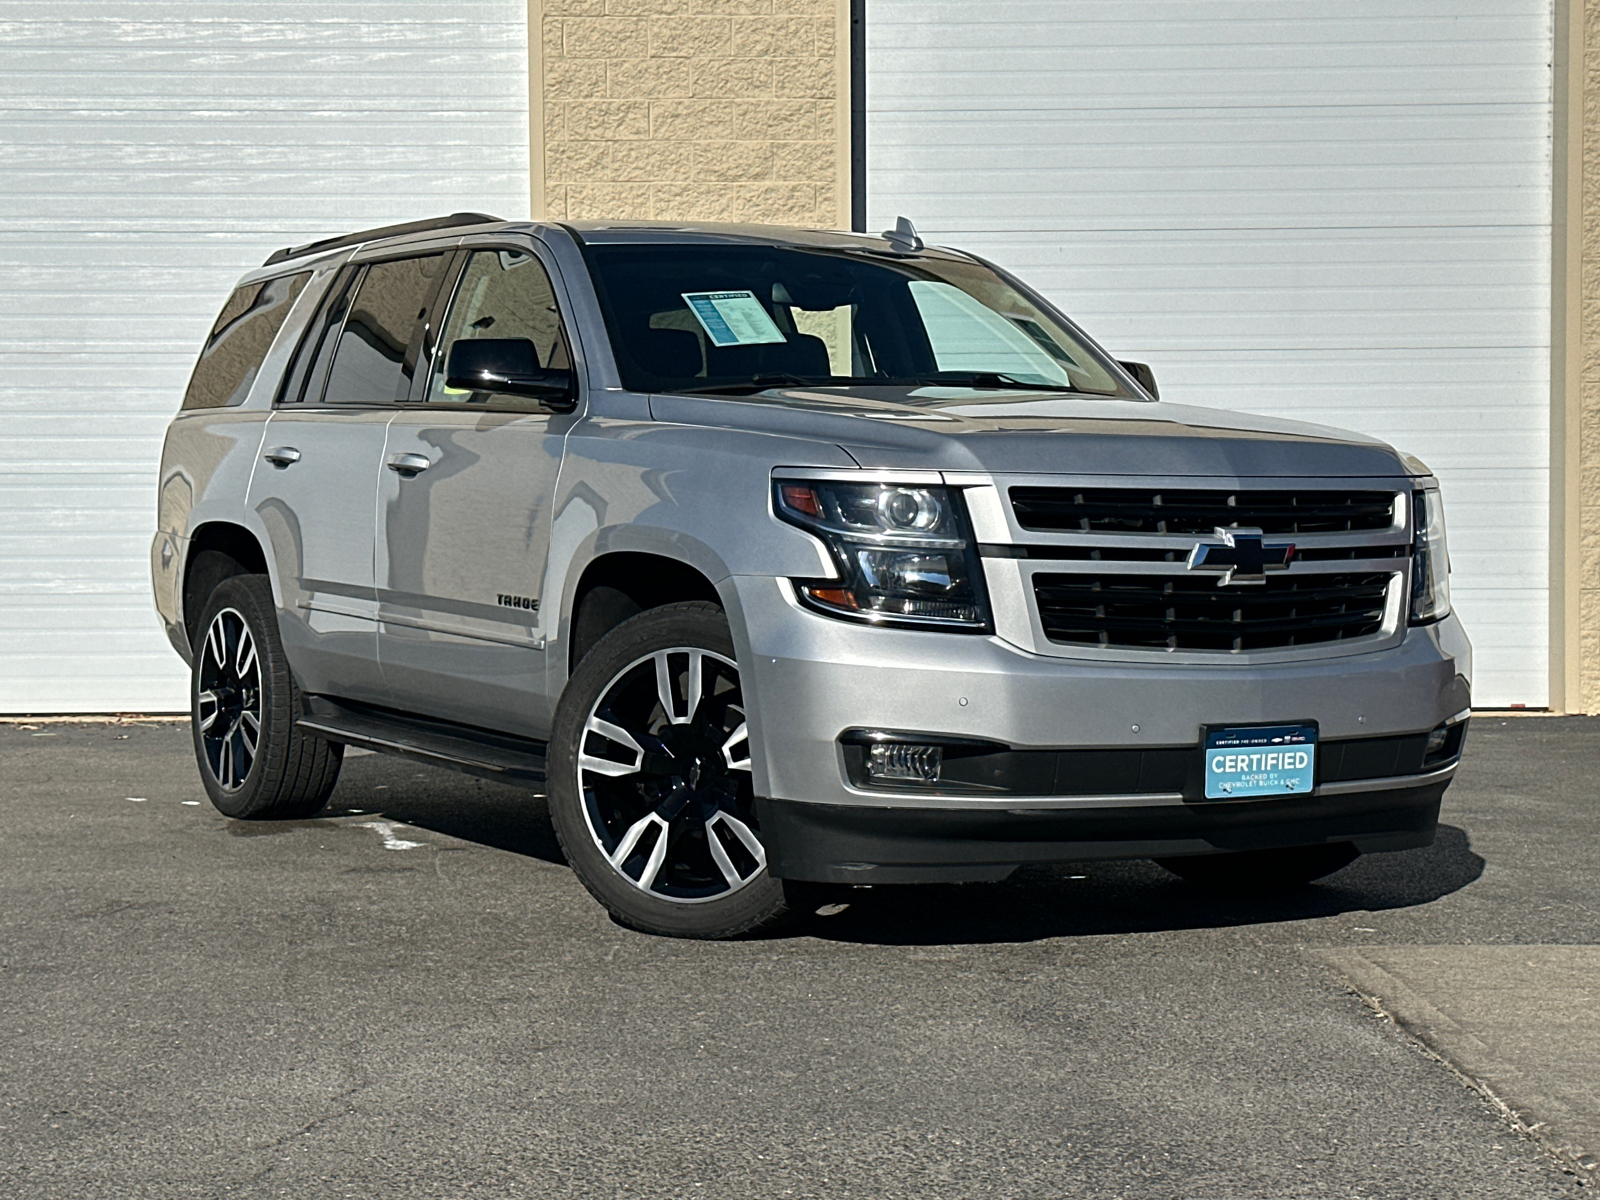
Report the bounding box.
[425,249,569,404]
[321,254,449,404]
[181,272,310,410]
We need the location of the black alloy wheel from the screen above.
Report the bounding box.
[548,602,796,938]
[196,607,262,792]
[578,644,763,901]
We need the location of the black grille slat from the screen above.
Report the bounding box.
[1010,487,1396,536]
[988,545,1406,563]
[1033,572,1391,652]
[1039,610,1387,637]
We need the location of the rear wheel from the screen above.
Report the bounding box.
[1155,843,1359,890]
[190,574,342,819]
[547,602,795,939]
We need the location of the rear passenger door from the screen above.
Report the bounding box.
[248,251,452,703]
[374,242,581,738]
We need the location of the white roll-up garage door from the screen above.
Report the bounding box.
[866,0,1551,707]
[0,4,529,713]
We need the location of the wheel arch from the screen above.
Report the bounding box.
[182,521,272,652]
[565,550,724,675]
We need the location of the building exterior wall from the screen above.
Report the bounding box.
[537,0,1592,711]
[864,0,1554,708]
[2,4,1593,713]
[536,0,849,228]
[1582,0,1600,711]
[0,4,529,714]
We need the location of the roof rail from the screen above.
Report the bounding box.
[261,212,504,267]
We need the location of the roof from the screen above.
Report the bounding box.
[260,212,507,267]
[561,219,960,258]
[253,214,965,277]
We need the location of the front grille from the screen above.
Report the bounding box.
[1010,487,1396,535]
[1033,571,1392,652]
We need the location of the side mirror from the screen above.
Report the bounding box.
[1117,360,1158,400]
[446,338,574,409]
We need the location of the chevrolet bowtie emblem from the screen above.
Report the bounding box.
[1186,526,1296,586]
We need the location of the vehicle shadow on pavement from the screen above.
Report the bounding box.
[315,755,569,866]
[794,824,1485,945]
[306,756,1485,944]
[362,795,568,865]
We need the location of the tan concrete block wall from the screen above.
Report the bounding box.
[1581,0,1600,710]
[537,0,846,228]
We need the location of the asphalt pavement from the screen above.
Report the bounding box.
[1,715,1596,1200]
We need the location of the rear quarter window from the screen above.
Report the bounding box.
[181,272,310,410]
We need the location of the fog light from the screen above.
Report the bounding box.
[1422,712,1468,766]
[867,742,942,783]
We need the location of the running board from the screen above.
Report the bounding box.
[299,697,548,784]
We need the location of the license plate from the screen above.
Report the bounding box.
[1203,724,1317,800]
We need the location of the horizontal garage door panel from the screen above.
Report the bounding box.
[872,112,1548,229]
[868,0,1551,707]
[0,6,529,713]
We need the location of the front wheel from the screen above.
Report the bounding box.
[1154,843,1359,891]
[547,602,795,939]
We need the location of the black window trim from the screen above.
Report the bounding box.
[274,262,364,409]
[401,248,470,405]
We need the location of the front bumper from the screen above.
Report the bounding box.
[757,780,1446,884]
[725,575,1470,881]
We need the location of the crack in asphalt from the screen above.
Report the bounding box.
[251,1082,370,1157]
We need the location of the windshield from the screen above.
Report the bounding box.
[582,243,1136,398]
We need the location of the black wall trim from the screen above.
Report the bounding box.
[850,0,866,232]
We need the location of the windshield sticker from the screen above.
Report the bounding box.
[681,291,787,347]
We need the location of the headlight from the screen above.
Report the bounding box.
[1409,486,1451,624]
[774,479,990,630]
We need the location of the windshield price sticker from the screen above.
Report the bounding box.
[1203,724,1317,800]
[681,291,787,347]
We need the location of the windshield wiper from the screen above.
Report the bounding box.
[677,374,850,396]
[913,372,1091,394]
[674,372,1105,397]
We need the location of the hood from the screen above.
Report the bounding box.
[646,386,1410,479]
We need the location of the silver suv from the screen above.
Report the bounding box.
[151,213,1470,938]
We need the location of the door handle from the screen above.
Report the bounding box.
[386,452,432,476]
[262,446,301,468]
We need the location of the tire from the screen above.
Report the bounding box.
[190,574,342,819]
[1154,843,1360,891]
[547,601,796,939]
